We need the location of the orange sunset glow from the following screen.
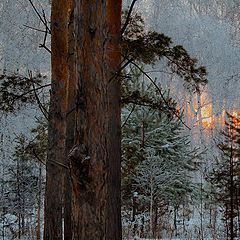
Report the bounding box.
[185,92,239,130]
[201,102,215,129]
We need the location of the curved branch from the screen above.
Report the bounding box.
[121,0,138,35]
[121,105,135,128]
[124,56,191,130]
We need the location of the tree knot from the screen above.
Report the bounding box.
[68,144,90,187]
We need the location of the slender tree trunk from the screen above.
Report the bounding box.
[226,204,229,239]
[132,194,137,236]
[69,1,122,238]
[17,158,21,239]
[141,121,145,148]
[174,206,177,232]
[237,188,240,238]
[229,142,234,240]
[36,165,42,240]
[197,92,205,240]
[153,204,158,238]
[150,177,153,237]
[140,213,145,238]
[44,1,69,239]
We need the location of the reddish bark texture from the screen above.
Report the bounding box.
[64,1,75,238]
[45,0,122,239]
[70,0,122,239]
[44,1,69,239]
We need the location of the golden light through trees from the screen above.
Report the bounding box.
[185,90,238,131]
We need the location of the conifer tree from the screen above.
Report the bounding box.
[0,133,45,239]
[208,112,240,240]
[121,67,201,238]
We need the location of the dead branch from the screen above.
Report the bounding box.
[27,0,51,34]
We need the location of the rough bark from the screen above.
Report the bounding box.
[69,1,122,239]
[44,1,69,239]
[64,1,75,239]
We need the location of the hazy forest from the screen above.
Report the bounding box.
[1,0,240,239]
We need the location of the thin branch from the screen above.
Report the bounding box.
[27,0,51,34]
[121,105,135,128]
[33,152,69,169]
[29,71,49,120]
[16,84,51,100]
[164,53,206,92]
[126,57,191,130]
[165,54,190,75]
[43,14,48,44]
[39,44,51,53]
[23,24,46,33]
[121,0,138,35]
[0,71,44,86]
[0,83,51,108]
[109,57,133,83]
[48,159,69,169]
[25,2,51,53]
[26,143,69,170]
[39,14,51,54]
[31,148,46,165]
[121,94,166,109]
[145,70,174,75]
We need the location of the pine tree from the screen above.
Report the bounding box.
[121,68,201,238]
[0,133,45,239]
[208,112,240,240]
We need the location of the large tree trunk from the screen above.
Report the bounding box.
[64,0,75,238]
[44,1,69,239]
[69,0,122,239]
[45,1,122,238]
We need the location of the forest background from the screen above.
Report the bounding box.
[1,0,240,239]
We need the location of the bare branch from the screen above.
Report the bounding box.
[121,105,135,128]
[39,12,51,54]
[27,0,51,34]
[28,71,49,120]
[39,44,51,53]
[23,24,46,33]
[121,0,138,35]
